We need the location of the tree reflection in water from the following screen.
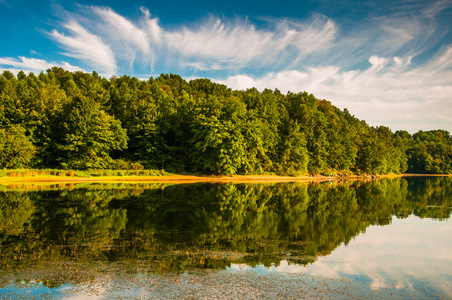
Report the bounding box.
[0,177,451,290]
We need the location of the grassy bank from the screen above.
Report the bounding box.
[0,168,338,184]
[0,169,449,185]
[0,168,172,178]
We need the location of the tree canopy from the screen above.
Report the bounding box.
[1,68,451,175]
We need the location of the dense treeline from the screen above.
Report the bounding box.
[1,68,451,175]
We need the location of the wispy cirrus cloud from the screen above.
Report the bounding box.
[163,13,337,70]
[31,1,450,76]
[44,5,337,74]
[320,0,452,71]
[2,1,450,77]
[50,20,116,76]
[91,6,152,67]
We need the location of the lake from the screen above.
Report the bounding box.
[0,177,451,299]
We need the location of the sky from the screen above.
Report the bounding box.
[1,0,451,133]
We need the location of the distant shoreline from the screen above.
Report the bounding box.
[0,173,450,185]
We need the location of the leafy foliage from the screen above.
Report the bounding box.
[0,125,36,168]
[0,68,451,174]
[53,96,128,169]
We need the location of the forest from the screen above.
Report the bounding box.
[0,67,451,175]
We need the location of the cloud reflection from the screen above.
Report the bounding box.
[228,214,452,296]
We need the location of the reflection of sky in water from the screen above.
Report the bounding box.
[0,283,73,299]
[3,214,451,299]
[228,214,452,297]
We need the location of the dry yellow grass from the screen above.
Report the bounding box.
[0,174,333,184]
[0,173,449,185]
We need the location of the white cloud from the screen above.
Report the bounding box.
[0,56,83,75]
[47,6,337,73]
[0,56,54,70]
[427,45,452,71]
[139,7,163,45]
[165,16,269,61]
[92,6,151,67]
[283,14,337,67]
[50,20,117,76]
[368,55,388,71]
[163,14,337,70]
[218,50,452,133]
[45,1,449,77]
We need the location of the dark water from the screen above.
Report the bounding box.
[0,177,451,299]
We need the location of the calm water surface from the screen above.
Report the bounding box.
[0,177,451,299]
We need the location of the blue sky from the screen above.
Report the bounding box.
[1,0,451,133]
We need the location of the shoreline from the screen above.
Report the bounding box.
[0,173,450,185]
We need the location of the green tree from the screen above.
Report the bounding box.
[238,88,281,173]
[408,130,452,174]
[277,120,309,176]
[189,96,247,174]
[53,96,128,169]
[356,129,384,174]
[0,125,36,168]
